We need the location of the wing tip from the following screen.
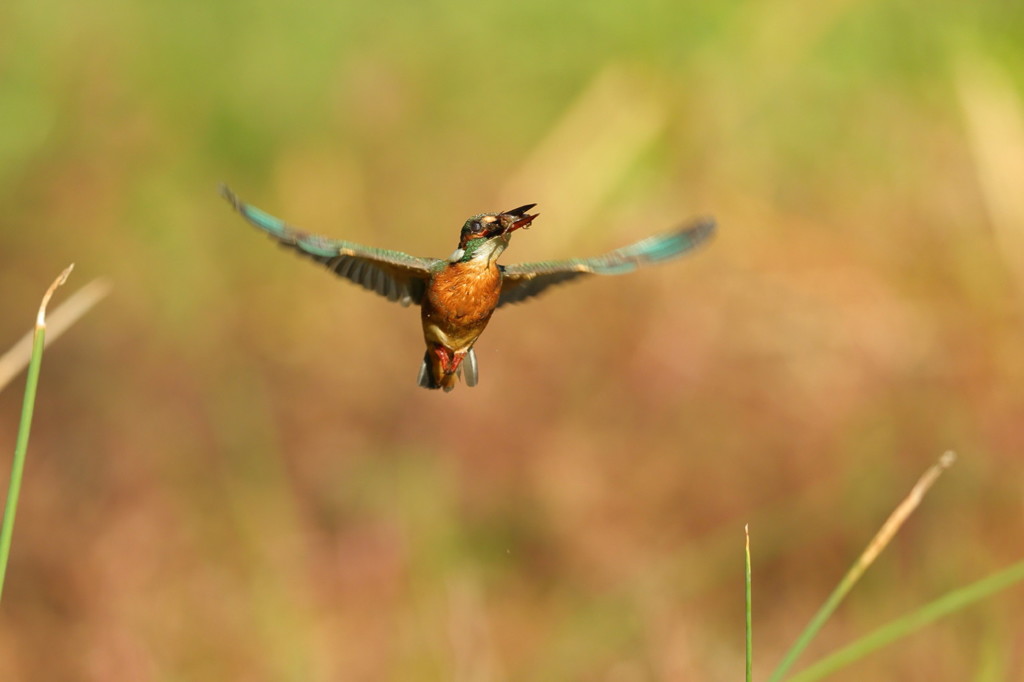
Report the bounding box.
[687,216,717,243]
[646,216,717,261]
[219,183,240,210]
[219,184,299,243]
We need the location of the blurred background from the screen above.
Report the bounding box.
[2,0,1023,679]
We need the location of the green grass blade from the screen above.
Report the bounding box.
[0,331,45,600]
[785,559,1024,682]
[768,452,956,682]
[0,265,74,603]
[746,524,753,682]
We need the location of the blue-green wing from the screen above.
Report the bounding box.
[222,186,441,306]
[498,217,715,307]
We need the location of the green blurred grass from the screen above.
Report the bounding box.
[2,0,1024,678]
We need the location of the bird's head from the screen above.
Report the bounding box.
[449,203,539,264]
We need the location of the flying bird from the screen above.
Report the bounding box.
[221,186,715,392]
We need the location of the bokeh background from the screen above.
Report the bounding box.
[2,0,1024,679]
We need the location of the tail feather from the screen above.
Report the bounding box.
[417,353,435,389]
[463,348,478,387]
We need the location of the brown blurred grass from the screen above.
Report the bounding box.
[2,0,1024,679]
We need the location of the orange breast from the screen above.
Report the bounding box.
[421,261,502,351]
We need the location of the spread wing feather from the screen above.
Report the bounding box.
[498,217,716,307]
[222,185,440,306]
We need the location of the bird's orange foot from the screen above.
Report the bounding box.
[432,346,464,375]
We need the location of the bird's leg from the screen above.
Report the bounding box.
[432,346,451,372]
[448,352,466,375]
[433,346,460,375]
[432,346,467,376]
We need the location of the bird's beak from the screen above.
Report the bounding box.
[496,203,539,236]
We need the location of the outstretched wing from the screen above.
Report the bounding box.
[222,186,441,306]
[498,217,716,307]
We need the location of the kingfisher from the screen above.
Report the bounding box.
[221,186,715,392]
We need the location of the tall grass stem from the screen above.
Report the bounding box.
[0,265,74,603]
[746,524,753,682]
[0,276,110,393]
[768,451,956,682]
[785,559,1024,682]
